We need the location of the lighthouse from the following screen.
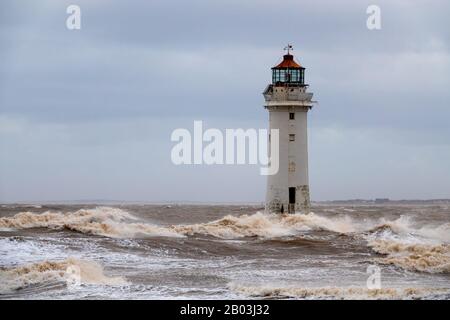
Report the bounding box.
[263,45,315,214]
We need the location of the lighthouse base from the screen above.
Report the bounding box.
[265,185,310,214]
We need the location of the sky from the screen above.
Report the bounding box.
[0,0,449,202]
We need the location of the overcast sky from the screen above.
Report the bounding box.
[1,0,449,202]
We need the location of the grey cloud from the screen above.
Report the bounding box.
[0,0,449,201]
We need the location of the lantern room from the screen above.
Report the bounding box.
[272,53,305,86]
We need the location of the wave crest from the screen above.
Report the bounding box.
[229,283,449,299]
[0,209,359,239]
[0,258,127,293]
[369,240,450,273]
[0,207,181,238]
[1,207,448,245]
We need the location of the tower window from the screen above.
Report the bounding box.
[289,113,295,120]
[289,134,295,141]
[289,161,296,172]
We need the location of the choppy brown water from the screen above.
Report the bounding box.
[0,204,449,299]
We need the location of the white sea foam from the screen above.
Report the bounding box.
[0,207,182,238]
[369,240,450,273]
[229,283,450,299]
[0,258,127,293]
[2,207,449,275]
[2,207,447,241]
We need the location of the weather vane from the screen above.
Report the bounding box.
[284,44,293,54]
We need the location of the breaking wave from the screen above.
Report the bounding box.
[0,258,127,293]
[364,216,450,243]
[0,208,354,238]
[0,207,376,239]
[172,211,359,238]
[0,207,182,238]
[229,283,450,300]
[369,240,450,274]
[2,207,449,274]
[1,207,448,242]
[0,207,450,242]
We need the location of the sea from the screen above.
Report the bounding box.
[0,203,449,300]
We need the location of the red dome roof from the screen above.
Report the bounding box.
[272,54,302,69]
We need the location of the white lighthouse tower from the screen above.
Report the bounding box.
[263,45,315,214]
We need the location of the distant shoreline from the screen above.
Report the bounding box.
[1,198,450,206]
[313,199,450,205]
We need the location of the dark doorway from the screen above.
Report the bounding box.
[288,187,296,213]
[289,187,296,204]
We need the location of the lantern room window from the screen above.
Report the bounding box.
[272,67,305,85]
